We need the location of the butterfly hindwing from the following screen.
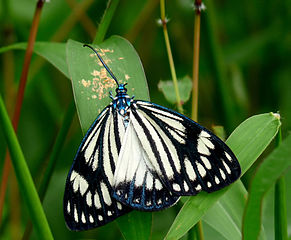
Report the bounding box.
[129,100,241,196]
[63,106,131,231]
[112,121,180,211]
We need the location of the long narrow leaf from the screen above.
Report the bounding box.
[116,211,152,240]
[0,42,68,77]
[165,113,281,240]
[0,95,53,240]
[67,36,150,132]
[242,134,291,239]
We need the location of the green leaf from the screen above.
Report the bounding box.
[158,76,192,104]
[165,113,281,240]
[202,181,247,240]
[116,211,152,240]
[242,134,291,240]
[66,36,150,133]
[0,42,68,77]
[0,95,53,240]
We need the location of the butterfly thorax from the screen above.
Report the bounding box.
[111,84,133,124]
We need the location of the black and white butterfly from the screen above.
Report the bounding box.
[63,45,241,231]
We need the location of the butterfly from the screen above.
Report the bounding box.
[63,44,241,231]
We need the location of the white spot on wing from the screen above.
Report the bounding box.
[94,191,101,209]
[79,177,89,195]
[197,139,211,156]
[98,215,103,221]
[220,168,226,180]
[71,171,89,196]
[183,181,189,191]
[207,182,212,188]
[117,202,122,210]
[201,156,211,169]
[67,202,70,214]
[184,157,196,181]
[74,205,78,222]
[173,183,181,191]
[155,179,163,190]
[81,212,86,223]
[200,130,211,138]
[101,182,112,206]
[195,184,202,191]
[203,138,215,149]
[223,161,231,174]
[86,192,92,207]
[225,152,232,162]
[146,173,154,190]
[89,215,94,223]
[215,176,220,184]
[197,162,206,177]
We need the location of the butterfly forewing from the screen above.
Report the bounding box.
[63,106,131,231]
[129,100,241,195]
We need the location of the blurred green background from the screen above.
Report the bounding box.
[0,0,290,239]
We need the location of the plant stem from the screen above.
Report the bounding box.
[0,0,45,224]
[191,1,204,239]
[93,0,120,44]
[274,128,288,240]
[0,95,53,240]
[191,0,202,122]
[160,0,183,113]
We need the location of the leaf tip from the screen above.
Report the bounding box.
[270,112,280,120]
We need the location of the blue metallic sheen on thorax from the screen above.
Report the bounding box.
[111,84,133,117]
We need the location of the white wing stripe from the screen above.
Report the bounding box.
[141,109,181,174]
[81,108,108,151]
[132,110,174,178]
[137,101,182,121]
[103,114,114,183]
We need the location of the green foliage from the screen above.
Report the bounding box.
[243,134,291,239]
[117,211,152,240]
[158,76,192,105]
[0,96,53,240]
[0,0,290,240]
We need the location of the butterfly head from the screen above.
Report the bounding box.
[116,83,127,94]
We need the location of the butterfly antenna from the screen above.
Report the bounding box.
[83,44,119,86]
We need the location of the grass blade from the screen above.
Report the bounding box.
[242,134,291,239]
[0,95,53,240]
[93,0,120,44]
[116,211,152,240]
